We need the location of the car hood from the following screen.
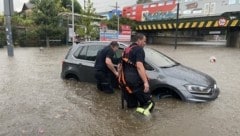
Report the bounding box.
[162,64,215,86]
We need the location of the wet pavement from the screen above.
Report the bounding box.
[0,45,240,136]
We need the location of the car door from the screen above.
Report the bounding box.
[72,45,88,81]
[79,44,105,83]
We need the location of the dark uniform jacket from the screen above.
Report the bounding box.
[122,43,145,89]
[94,46,114,73]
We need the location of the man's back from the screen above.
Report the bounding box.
[94,46,113,73]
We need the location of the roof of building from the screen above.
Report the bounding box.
[21,2,34,12]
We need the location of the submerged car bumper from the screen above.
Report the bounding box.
[185,88,220,102]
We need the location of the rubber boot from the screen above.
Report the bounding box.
[136,101,154,116]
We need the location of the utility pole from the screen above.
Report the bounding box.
[116,2,119,35]
[84,0,86,10]
[110,2,120,40]
[66,15,69,46]
[4,0,14,56]
[174,3,179,50]
[72,0,75,45]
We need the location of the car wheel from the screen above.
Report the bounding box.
[153,88,182,100]
[66,74,79,81]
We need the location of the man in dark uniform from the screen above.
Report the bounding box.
[119,33,154,116]
[94,41,119,94]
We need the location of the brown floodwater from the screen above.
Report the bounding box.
[0,44,239,136]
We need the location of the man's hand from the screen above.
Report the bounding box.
[136,62,149,93]
[106,57,118,77]
[114,71,119,77]
[143,82,149,93]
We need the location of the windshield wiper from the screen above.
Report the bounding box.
[160,63,179,68]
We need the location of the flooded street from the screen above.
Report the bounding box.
[0,45,240,136]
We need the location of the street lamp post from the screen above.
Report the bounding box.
[66,15,69,46]
[111,2,120,40]
[174,2,180,50]
[72,0,75,45]
[4,0,14,56]
[116,2,119,35]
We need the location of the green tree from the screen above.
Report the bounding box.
[101,16,136,31]
[0,15,4,26]
[12,13,34,27]
[137,0,152,4]
[0,15,5,48]
[11,12,36,47]
[31,0,64,47]
[61,0,82,14]
[77,0,97,40]
[120,17,137,29]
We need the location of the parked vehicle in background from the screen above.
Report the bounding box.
[61,41,220,102]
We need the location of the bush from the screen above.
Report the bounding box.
[0,31,6,48]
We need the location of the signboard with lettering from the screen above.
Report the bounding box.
[100,24,131,42]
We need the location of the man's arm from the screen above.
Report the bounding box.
[136,61,149,93]
[106,57,118,77]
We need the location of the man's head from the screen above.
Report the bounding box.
[109,41,119,52]
[132,33,146,47]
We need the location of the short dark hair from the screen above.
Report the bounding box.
[109,41,119,47]
[132,33,145,42]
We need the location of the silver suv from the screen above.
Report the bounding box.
[61,41,220,102]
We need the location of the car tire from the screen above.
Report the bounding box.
[66,74,79,81]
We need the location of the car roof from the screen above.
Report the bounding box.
[75,41,128,48]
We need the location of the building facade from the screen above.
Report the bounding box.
[122,0,240,47]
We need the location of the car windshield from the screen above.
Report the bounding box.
[144,47,178,68]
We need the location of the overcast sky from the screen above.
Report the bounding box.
[0,0,137,14]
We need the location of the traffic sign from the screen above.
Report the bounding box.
[218,18,227,26]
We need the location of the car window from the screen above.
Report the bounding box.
[144,47,177,67]
[112,48,124,64]
[65,47,73,59]
[86,45,105,61]
[73,46,83,58]
[74,46,87,59]
[115,48,123,58]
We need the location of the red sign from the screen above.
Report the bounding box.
[121,31,131,35]
[121,25,131,31]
